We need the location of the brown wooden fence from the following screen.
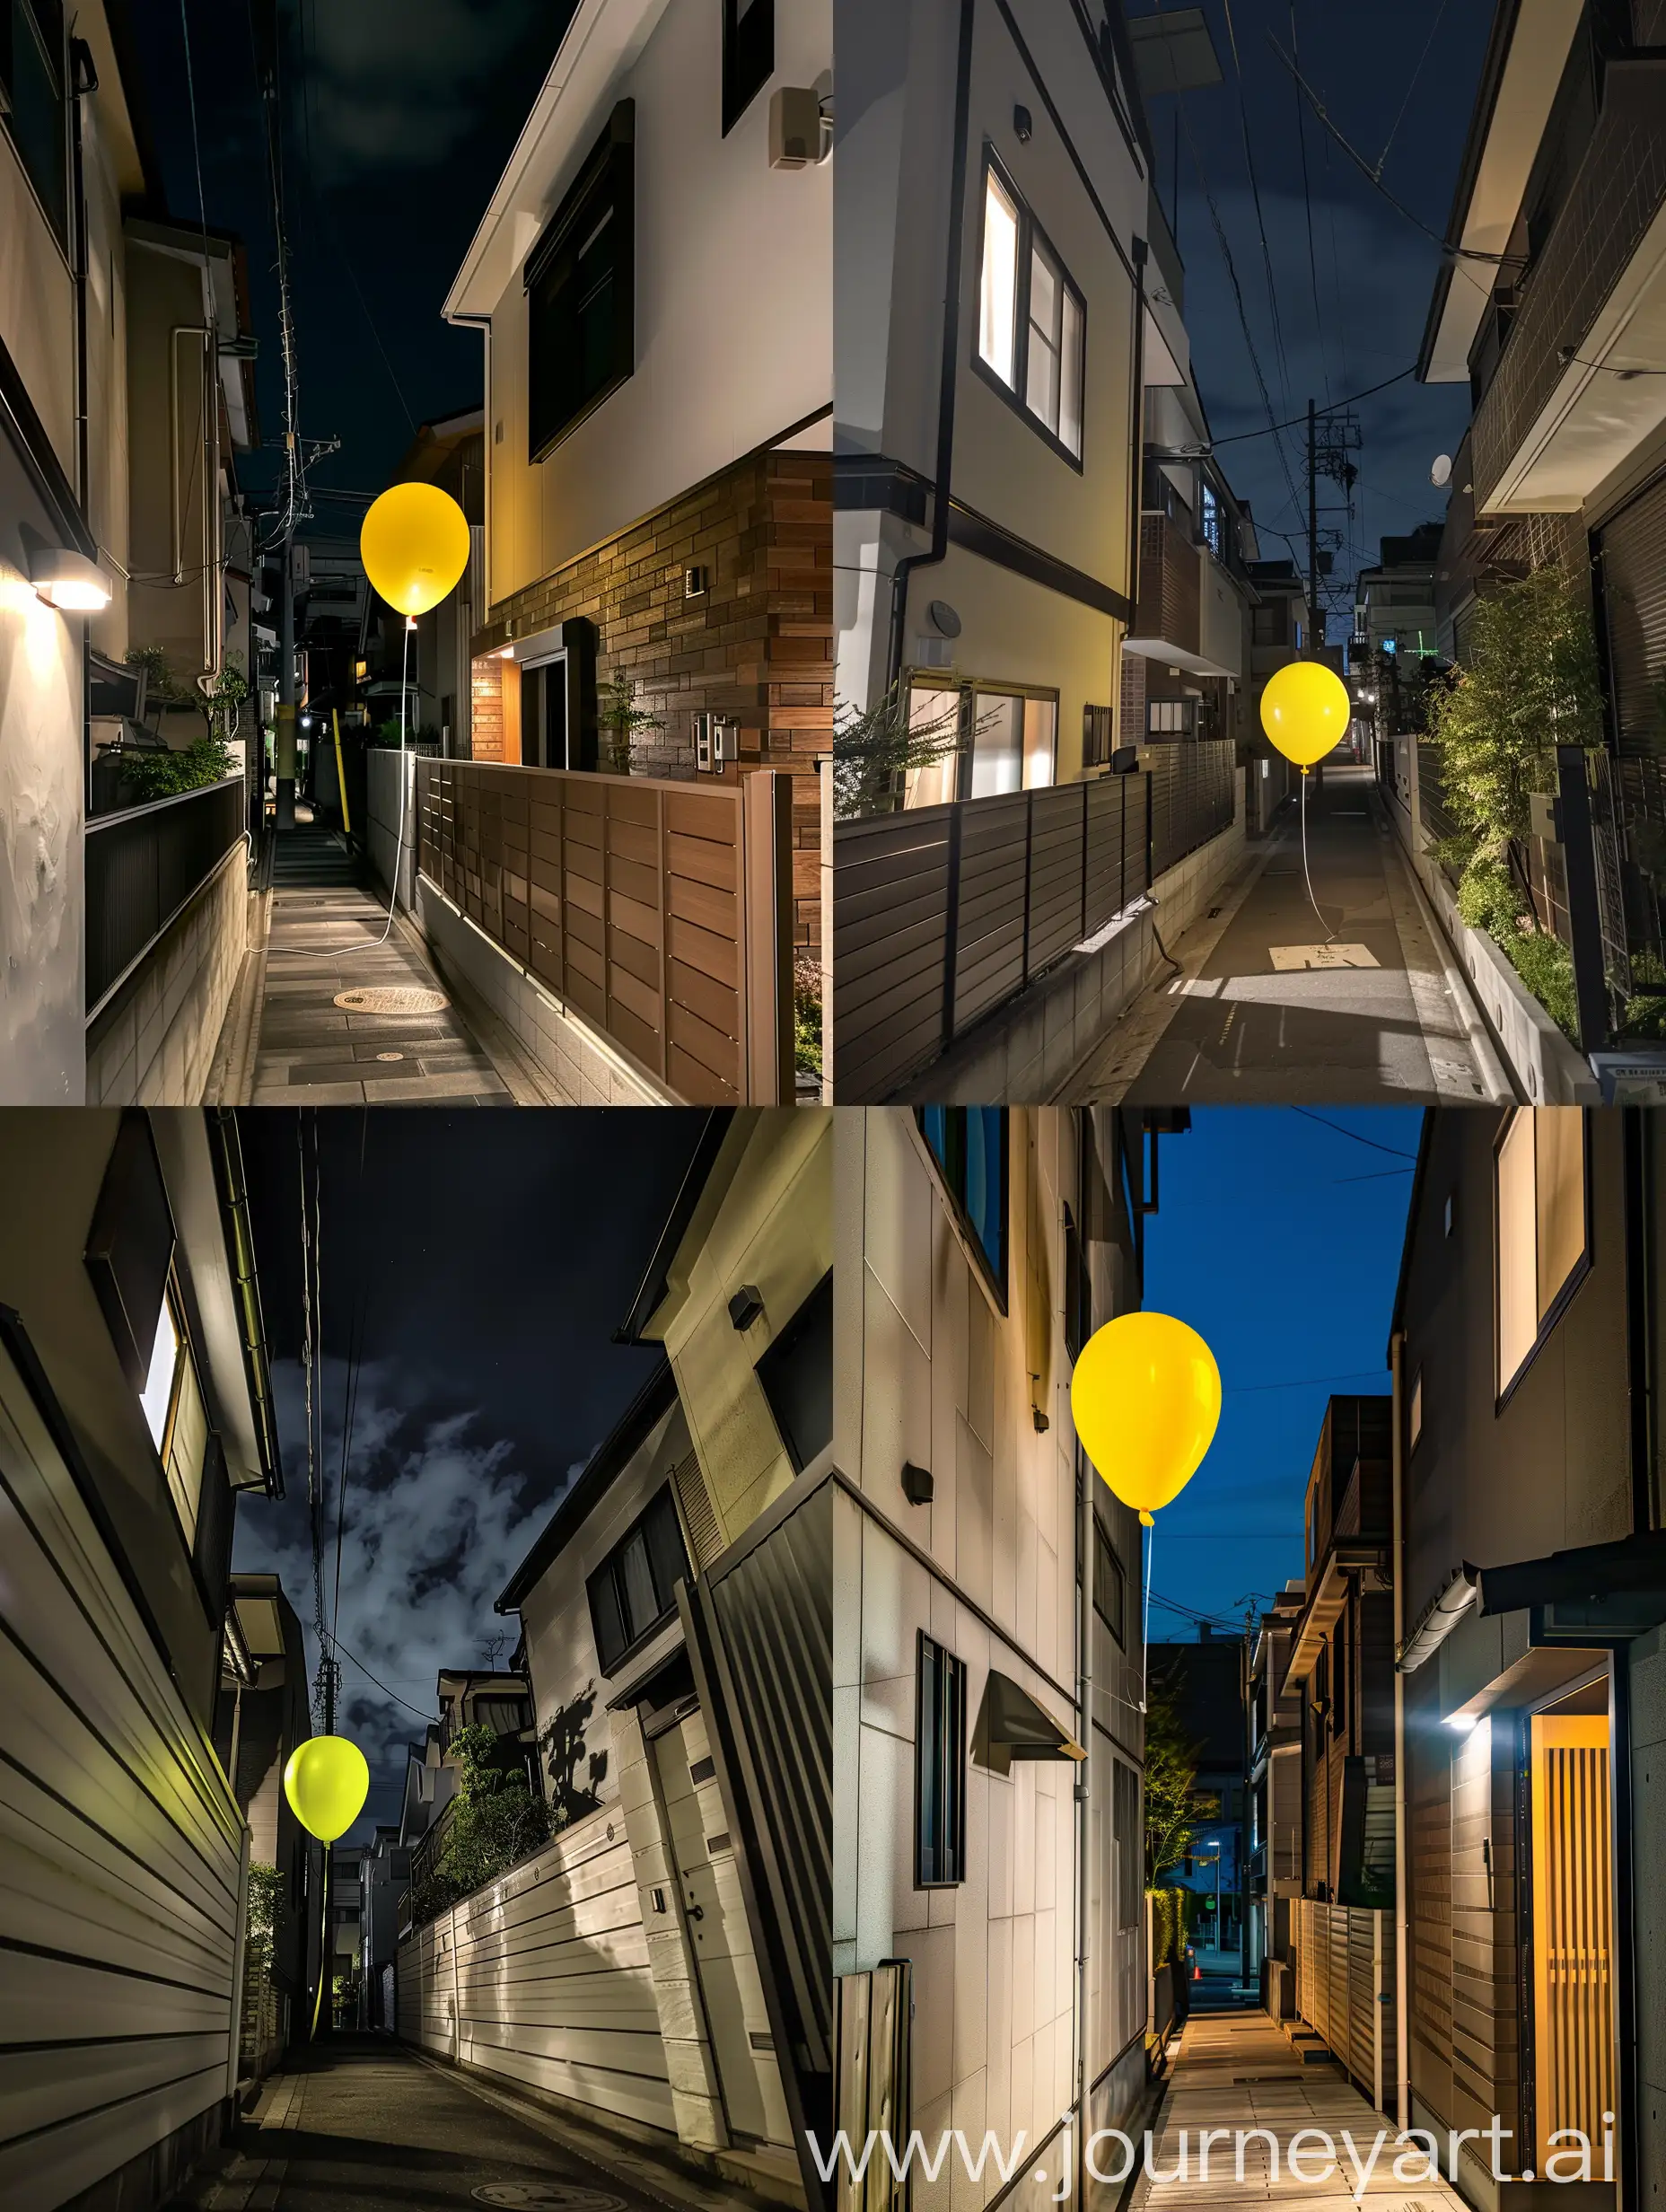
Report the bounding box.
[1293,1898,1395,2110]
[416,759,792,1104]
[833,741,1235,1102]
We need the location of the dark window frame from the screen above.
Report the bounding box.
[584,1481,692,1678]
[754,1268,833,1472]
[722,0,775,136]
[970,145,1087,474]
[1493,1107,1593,1413]
[916,1107,1010,1309]
[525,102,636,462]
[916,1630,967,1887]
[1092,1513,1125,1646]
[0,0,69,247]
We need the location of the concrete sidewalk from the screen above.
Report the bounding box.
[1129,2011,1467,2212]
[1065,766,1511,1106]
[181,2038,766,2212]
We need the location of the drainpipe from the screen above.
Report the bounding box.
[1390,1329,1409,2129]
[69,40,97,511]
[1126,239,1148,661]
[883,0,977,699]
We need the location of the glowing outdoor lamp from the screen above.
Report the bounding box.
[1259,660,1351,769]
[1070,1311,1221,1525]
[359,482,469,617]
[29,546,112,612]
[283,1734,370,1843]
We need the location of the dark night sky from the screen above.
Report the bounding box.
[127,0,1490,618]
[1138,1106,1420,1641]
[231,1107,707,1837]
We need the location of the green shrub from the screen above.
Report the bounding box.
[1504,926,1578,1042]
[118,733,235,803]
[405,1723,550,1927]
[794,951,822,1081]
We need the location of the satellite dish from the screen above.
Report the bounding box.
[1431,453,1453,489]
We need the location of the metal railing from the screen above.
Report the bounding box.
[84,776,247,1015]
[834,740,1236,1102]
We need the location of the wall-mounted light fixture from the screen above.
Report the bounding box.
[29,547,111,612]
[728,1285,765,1331]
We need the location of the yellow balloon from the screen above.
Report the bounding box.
[359,482,470,617]
[1070,1312,1221,1524]
[1259,661,1352,768]
[283,1734,370,1843]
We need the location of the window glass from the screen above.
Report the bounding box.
[619,1527,658,1636]
[916,1635,966,1884]
[1201,483,1222,557]
[978,171,1020,387]
[585,1482,692,1673]
[1060,288,1083,458]
[903,684,962,810]
[3,0,68,243]
[1026,241,1062,430]
[527,115,633,459]
[722,0,775,134]
[1092,1516,1125,1644]
[755,1271,833,1471]
[1409,1369,1423,1451]
[919,1107,1008,1296]
[969,693,1023,796]
[1496,1110,1537,1388]
[140,1296,181,1449]
[164,1346,207,1545]
[1022,697,1057,788]
[1535,1109,1585,1322]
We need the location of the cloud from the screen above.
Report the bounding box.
[291,0,547,181]
[232,1356,574,1824]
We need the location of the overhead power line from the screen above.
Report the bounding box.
[1220,0,1296,423]
[1212,368,1416,446]
[1291,1105,1420,1158]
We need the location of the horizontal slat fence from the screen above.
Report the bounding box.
[417,760,789,1104]
[835,741,1235,1101]
[395,1800,673,2133]
[1293,1898,1394,2111]
[0,1325,245,2212]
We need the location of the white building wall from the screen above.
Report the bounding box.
[480,0,831,607]
[834,1107,1147,2212]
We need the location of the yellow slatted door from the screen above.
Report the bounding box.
[1530,1714,1615,2172]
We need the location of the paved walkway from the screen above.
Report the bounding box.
[1065,767,1512,1106]
[1131,2010,1467,2212]
[214,824,530,1106]
[185,2037,753,2212]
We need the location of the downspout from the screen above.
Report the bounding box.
[69,40,97,511]
[883,0,977,698]
[1390,1329,1409,2128]
[1125,239,1148,678]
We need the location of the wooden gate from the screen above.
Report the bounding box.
[1530,1715,1615,2171]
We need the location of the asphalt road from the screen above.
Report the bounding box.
[190,2040,746,2212]
[1065,764,1509,1105]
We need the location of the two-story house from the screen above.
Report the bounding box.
[2,0,261,1106]
[396,1106,833,2208]
[1390,1105,1666,2208]
[833,1105,1167,2212]
[0,1107,282,2212]
[1417,0,1666,1048]
[415,0,832,1109]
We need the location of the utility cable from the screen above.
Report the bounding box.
[1375,0,1453,185]
[1211,369,1416,446]
[321,1629,436,1724]
[1288,2,1329,406]
[1220,0,1295,422]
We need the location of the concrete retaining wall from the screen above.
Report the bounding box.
[85,843,250,1104]
[364,745,417,913]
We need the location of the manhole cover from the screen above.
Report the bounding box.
[471,2190,626,2211]
[374,1051,406,1062]
[334,986,449,1014]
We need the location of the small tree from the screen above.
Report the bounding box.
[1143,1679,1217,1889]
[408,1723,551,1914]
[599,672,662,773]
[833,684,967,821]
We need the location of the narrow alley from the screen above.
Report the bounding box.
[1065,768,1510,1106]
[187,2040,736,2212]
[1130,2013,1469,2212]
[209,821,541,1106]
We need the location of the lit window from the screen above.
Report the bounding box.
[1496,1109,1587,1393]
[138,1287,209,1544]
[139,1295,180,1448]
[975,156,1085,461]
[916,1634,966,1885]
[978,169,1020,387]
[1201,483,1222,557]
[1409,1369,1423,1452]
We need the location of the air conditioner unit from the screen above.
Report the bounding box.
[769,87,829,169]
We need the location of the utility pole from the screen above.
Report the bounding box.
[276,516,296,830]
[1307,398,1320,654]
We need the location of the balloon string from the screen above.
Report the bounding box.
[1141,1520,1153,1714]
[1300,770,1336,944]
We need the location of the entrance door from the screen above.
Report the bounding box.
[520,656,569,768]
[1530,1710,1616,2172]
[653,1707,791,2146]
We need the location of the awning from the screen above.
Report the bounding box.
[1285,1543,1390,1688]
[1120,636,1238,680]
[971,1670,1085,1777]
[1478,1527,1666,1641]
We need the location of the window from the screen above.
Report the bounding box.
[1251,604,1285,648]
[975,153,1085,463]
[966,690,1057,795]
[1112,1757,1141,1928]
[1332,1619,1347,1739]
[585,1484,691,1674]
[1082,703,1115,768]
[1200,482,1222,558]
[918,1107,1008,1301]
[1,0,68,243]
[526,104,635,461]
[138,1282,210,1545]
[1064,1201,1091,1362]
[916,1634,966,1885]
[755,1270,832,1470]
[1409,1368,1423,1452]
[1147,699,1197,738]
[723,0,774,135]
[1092,1515,1125,1645]
[1496,1109,1588,1394]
